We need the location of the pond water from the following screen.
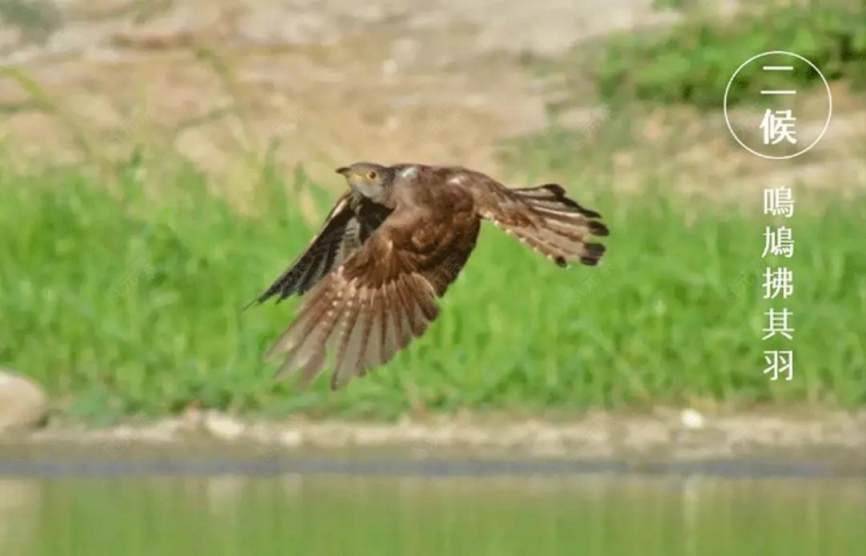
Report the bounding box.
[1,462,864,556]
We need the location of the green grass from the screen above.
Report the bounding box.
[1,153,864,421]
[598,2,866,108]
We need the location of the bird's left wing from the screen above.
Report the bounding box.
[266,196,480,389]
[463,172,609,267]
[254,193,392,304]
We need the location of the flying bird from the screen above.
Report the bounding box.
[254,163,609,389]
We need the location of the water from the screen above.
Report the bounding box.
[1,465,864,556]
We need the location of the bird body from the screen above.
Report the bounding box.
[256,163,608,389]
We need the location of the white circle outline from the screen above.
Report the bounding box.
[723,50,832,160]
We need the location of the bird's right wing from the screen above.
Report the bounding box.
[266,192,480,389]
[255,193,392,303]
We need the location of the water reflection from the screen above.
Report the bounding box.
[0,474,863,555]
[0,479,42,554]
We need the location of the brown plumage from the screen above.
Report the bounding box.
[255,163,609,389]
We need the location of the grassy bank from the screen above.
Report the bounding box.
[599,2,866,107]
[1,155,864,421]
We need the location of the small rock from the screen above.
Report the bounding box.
[203,411,244,440]
[0,370,48,433]
[279,429,302,448]
[680,408,706,430]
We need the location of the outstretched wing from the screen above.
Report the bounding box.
[254,193,392,303]
[267,191,480,389]
[463,171,609,267]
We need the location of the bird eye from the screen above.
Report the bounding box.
[367,170,377,180]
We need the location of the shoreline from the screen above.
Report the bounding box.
[2,409,865,475]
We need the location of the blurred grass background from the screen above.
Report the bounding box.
[1,0,865,421]
[1,153,863,420]
[600,1,866,107]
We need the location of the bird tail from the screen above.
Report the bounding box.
[508,184,609,267]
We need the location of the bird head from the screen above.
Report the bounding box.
[336,163,392,203]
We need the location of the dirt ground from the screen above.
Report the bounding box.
[0,0,675,176]
[2,0,863,196]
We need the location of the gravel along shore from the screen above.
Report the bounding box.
[2,409,865,476]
